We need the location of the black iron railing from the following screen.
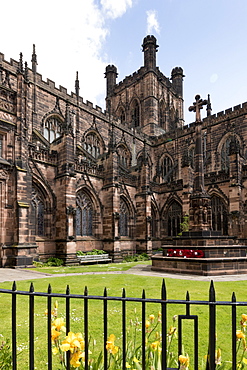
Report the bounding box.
[0,280,246,369]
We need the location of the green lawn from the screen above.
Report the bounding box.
[25,260,151,274]
[0,265,246,368]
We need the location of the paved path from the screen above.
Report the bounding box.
[0,264,247,283]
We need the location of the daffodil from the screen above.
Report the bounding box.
[70,350,84,368]
[215,348,221,365]
[52,318,66,332]
[145,320,150,329]
[60,331,85,353]
[149,314,155,322]
[106,334,119,355]
[151,340,160,351]
[179,354,189,369]
[236,330,245,339]
[51,328,61,343]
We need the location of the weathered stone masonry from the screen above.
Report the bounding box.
[0,36,247,266]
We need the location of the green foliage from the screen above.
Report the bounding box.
[0,338,12,370]
[76,249,107,256]
[178,214,189,235]
[33,257,64,267]
[123,253,150,262]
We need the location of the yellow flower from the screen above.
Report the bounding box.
[237,330,245,339]
[106,334,119,355]
[179,354,189,368]
[149,314,155,322]
[70,350,84,368]
[133,357,140,363]
[215,348,221,365]
[126,362,131,368]
[52,347,59,355]
[242,358,247,364]
[145,320,150,329]
[151,341,160,351]
[158,311,161,322]
[51,328,61,343]
[52,318,66,332]
[60,332,85,353]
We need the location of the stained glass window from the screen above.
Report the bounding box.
[32,187,45,237]
[211,196,228,235]
[76,193,93,236]
[119,198,129,236]
[165,201,182,237]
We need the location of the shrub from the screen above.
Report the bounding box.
[45,257,64,267]
[0,337,12,370]
[123,253,150,262]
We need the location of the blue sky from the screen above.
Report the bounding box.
[1,0,247,124]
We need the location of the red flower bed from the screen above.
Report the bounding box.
[167,249,204,258]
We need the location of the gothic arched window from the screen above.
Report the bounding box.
[76,192,93,236]
[151,204,157,238]
[119,108,126,125]
[44,116,62,143]
[161,156,173,182]
[32,186,45,237]
[221,136,239,172]
[132,100,140,127]
[119,198,129,237]
[159,102,165,128]
[118,145,129,168]
[165,201,182,237]
[83,133,101,159]
[211,196,228,235]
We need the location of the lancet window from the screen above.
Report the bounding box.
[151,205,157,238]
[221,136,239,172]
[132,100,140,127]
[44,116,62,143]
[76,192,93,236]
[161,156,173,182]
[119,198,129,237]
[118,145,129,168]
[211,196,228,235]
[83,133,101,159]
[32,187,45,237]
[165,201,182,237]
[119,109,126,125]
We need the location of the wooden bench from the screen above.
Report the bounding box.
[77,254,111,264]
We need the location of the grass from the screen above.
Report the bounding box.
[25,260,151,274]
[0,264,247,368]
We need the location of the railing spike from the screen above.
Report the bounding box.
[142,289,145,299]
[209,280,215,302]
[104,287,107,297]
[122,288,126,298]
[186,291,190,301]
[84,286,88,296]
[29,282,34,293]
[232,291,236,302]
[47,284,52,294]
[161,279,166,300]
[12,281,16,291]
[66,285,70,295]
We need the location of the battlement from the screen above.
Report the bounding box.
[0,52,107,119]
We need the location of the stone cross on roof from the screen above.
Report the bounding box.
[189,94,208,122]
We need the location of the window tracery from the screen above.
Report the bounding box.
[211,196,228,235]
[221,136,239,172]
[165,201,182,237]
[44,116,62,143]
[76,192,93,236]
[83,133,101,159]
[32,187,45,237]
[118,145,129,168]
[161,156,173,181]
[119,198,129,237]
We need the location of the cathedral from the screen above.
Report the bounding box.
[0,35,246,267]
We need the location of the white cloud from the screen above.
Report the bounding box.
[146,10,160,35]
[100,0,133,19]
[0,0,134,109]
